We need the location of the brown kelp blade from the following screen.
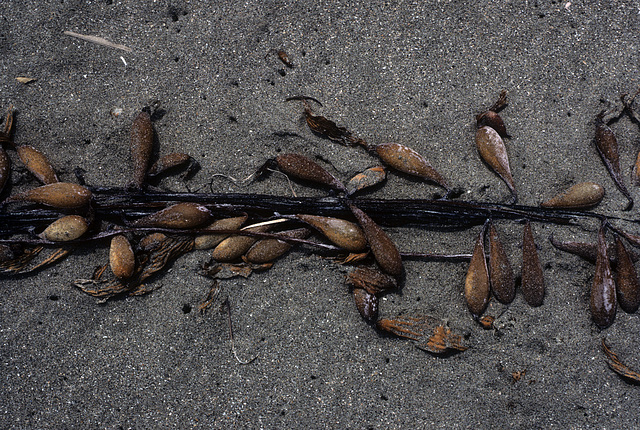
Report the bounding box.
[540,182,605,209]
[475,126,517,203]
[374,143,450,193]
[488,222,515,304]
[464,224,490,318]
[296,214,367,252]
[275,153,346,193]
[521,221,545,307]
[347,266,398,295]
[0,106,14,147]
[614,236,640,314]
[602,339,640,383]
[17,145,59,184]
[348,203,403,277]
[590,223,616,328]
[130,110,153,189]
[594,111,633,210]
[377,315,467,355]
[0,246,71,275]
[549,234,640,266]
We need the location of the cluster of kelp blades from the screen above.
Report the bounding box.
[2,91,640,382]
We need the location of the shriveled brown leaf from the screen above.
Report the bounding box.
[346,165,386,195]
[595,111,633,210]
[377,315,467,354]
[602,339,640,383]
[590,223,616,328]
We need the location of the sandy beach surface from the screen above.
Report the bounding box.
[2,1,640,428]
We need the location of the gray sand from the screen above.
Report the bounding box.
[2,1,640,428]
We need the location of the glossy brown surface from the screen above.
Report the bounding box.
[464,227,490,318]
[211,224,270,262]
[109,234,135,280]
[353,287,378,322]
[244,228,309,264]
[17,145,59,184]
[488,223,515,304]
[348,203,403,277]
[296,214,367,252]
[5,182,92,209]
[521,221,545,307]
[475,126,516,202]
[614,236,640,314]
[540,182,605,209]
[374,143,449,191]
[194,215,248,250]
[347,266,397,295]
[147,152,191,177]
[40,215,88,241]
[131,202,211,228]
[591,224,616,328]
[275,153,345,192]
[130,111,153,188]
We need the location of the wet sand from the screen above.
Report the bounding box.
[2,1,640,428]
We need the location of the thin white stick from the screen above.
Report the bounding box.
[64,31,132,52]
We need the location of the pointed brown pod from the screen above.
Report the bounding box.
[475,126,517,203]
[4,182,91,209]
[109,234,135,280]
[348,203,403,277]
[0,147,9,195]
[17,145,59,184]
[130,111,153,188]
[614,236,640,314]
[244,228,310,264]
[374,143,450,192]
[40,215,88,241]
[211,224,270,262]
[521,221,545,307]
[353,288,378,322]
[296,214,367,252]
[275,153,346,192]
[488,222,515,304]
[591,224,616,328]
[464,226,490,318]
[194,215,248,250]
[131,202,210,228]
[540,182,605,209]
[595,111,633,210]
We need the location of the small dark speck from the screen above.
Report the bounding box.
[278,69,286,77]
[228,115,238,123]
[567,111,572,117]
[385,357,390,363]
[174,57,179,62]
[381,394,388,401]
[49,294,59,301]
[230,80,239,87]
[324,59,330,65]
[521,163,527,169]
[182,304,192,314]
[310,375,317,380]
[538,13,545,18]
[544,262,552,270]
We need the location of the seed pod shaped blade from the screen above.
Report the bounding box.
[614,236,640,314]
[296,214,367,252]
[244,228,310,264]
[130,111,153,189]
[17,145,59,184]
[521,221,545,307]
[464,225,490,318]
[131,202,211,229]
[353,288,378,322]
[591,224,616,328]
[475,126,517,203]
[348,203,403,277]
[4,182,92,209]
[488,222,515,304]
[374,143,450,192]
[275,153,346,192]
[595,112,633,210]
[540,182,605,209]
